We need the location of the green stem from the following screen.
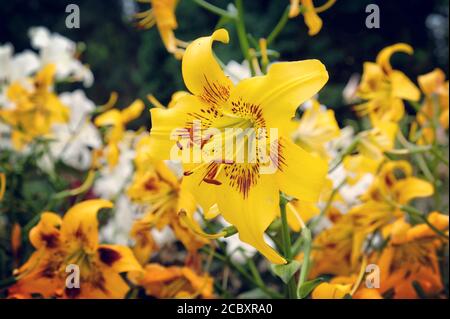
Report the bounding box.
[201,246,283,298]
[192,0,236,19]
[397,131,436,183]
[279,198,297,298]
[235,0,256,76]
[329,136,360,173]
[310,179,346,231]
[384,145,432,156]
[431,147,449,166]
[267,6,291,45]
[296,227,312,299]
[247,258,265,287]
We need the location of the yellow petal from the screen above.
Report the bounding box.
[0,172,5,201]
[29,212,62,249]
[185,165,286,264]
[97,244,143,273]
[36,63,57,87]
[176,185,208,239]
[301,0,323,36]
[217,174,286,264]
[180,163,220,215]
[120,99,145,123]
[407,212,449,241]
[376,43,413,74]
[182,29,233,99]
[277,137,327,202]
[390,70,420,101]
[418,68,446,96]
[107,142,120,167]
[178,209,225,240]
[312,282,352,299]
[440,109,449,129]
[289,0,300,18]
[61,200,113,253]
[94,109,122,127]
[356,62,387,99]
[227,60,328,135]
[149,94,207,160]
[286,200,319,232]
[393,177,434,204]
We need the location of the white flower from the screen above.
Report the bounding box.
[0,43,40,85]
[224,60,252,84]
[0,43,40,109]
[28,27,93,87]
[59,90,96,130]
[339,173,373,206]
[342,73,361,104]
[36,90,102,171]
[151,227,177,247]
[326,126,355,159]
[49,122,102,171]
[218,216,276,264]
[100,195,137,245]
[93,132,137,199]
[327,161,373,214]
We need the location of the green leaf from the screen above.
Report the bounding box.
[237,288,271,299]
[297,278,325,299]
[271,260,301,284]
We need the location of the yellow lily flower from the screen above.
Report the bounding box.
[0,64,69,149]
[411,68,449,144]
[8,200,143,299]
[286,199,320,232]
[289,0,336,36]
[347,160,434,264]
[135,0,186,59]
[313,275,383,299]
[291,99,340,158]
[356,120,398,161]
[148,29,329,264]
[128,138,208,263]
[343,154,379,185]
[308,216,356,277]
[375,213,448,298]
[129,263,214,298]
[0,172,5,201]
[309,160,435,277]
[312,282,352,299]
[355,43,420,123]
[95,99,144,167]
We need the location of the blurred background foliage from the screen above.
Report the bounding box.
[1,0,448,129]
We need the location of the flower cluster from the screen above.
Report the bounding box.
[0,1,448,300]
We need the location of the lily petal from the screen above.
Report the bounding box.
[390,70,420,101]
[61,199,113,253]
[97,244,143,273]
[29,212,62,249]
[376,43,413,74]
[302,0,323,36]
[182,29,233,101]
[277,137,327,202]
[394,177,434,204]
[120,99,145,123]
[227,60,328,135]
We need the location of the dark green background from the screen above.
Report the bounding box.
[1,0,448,128]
